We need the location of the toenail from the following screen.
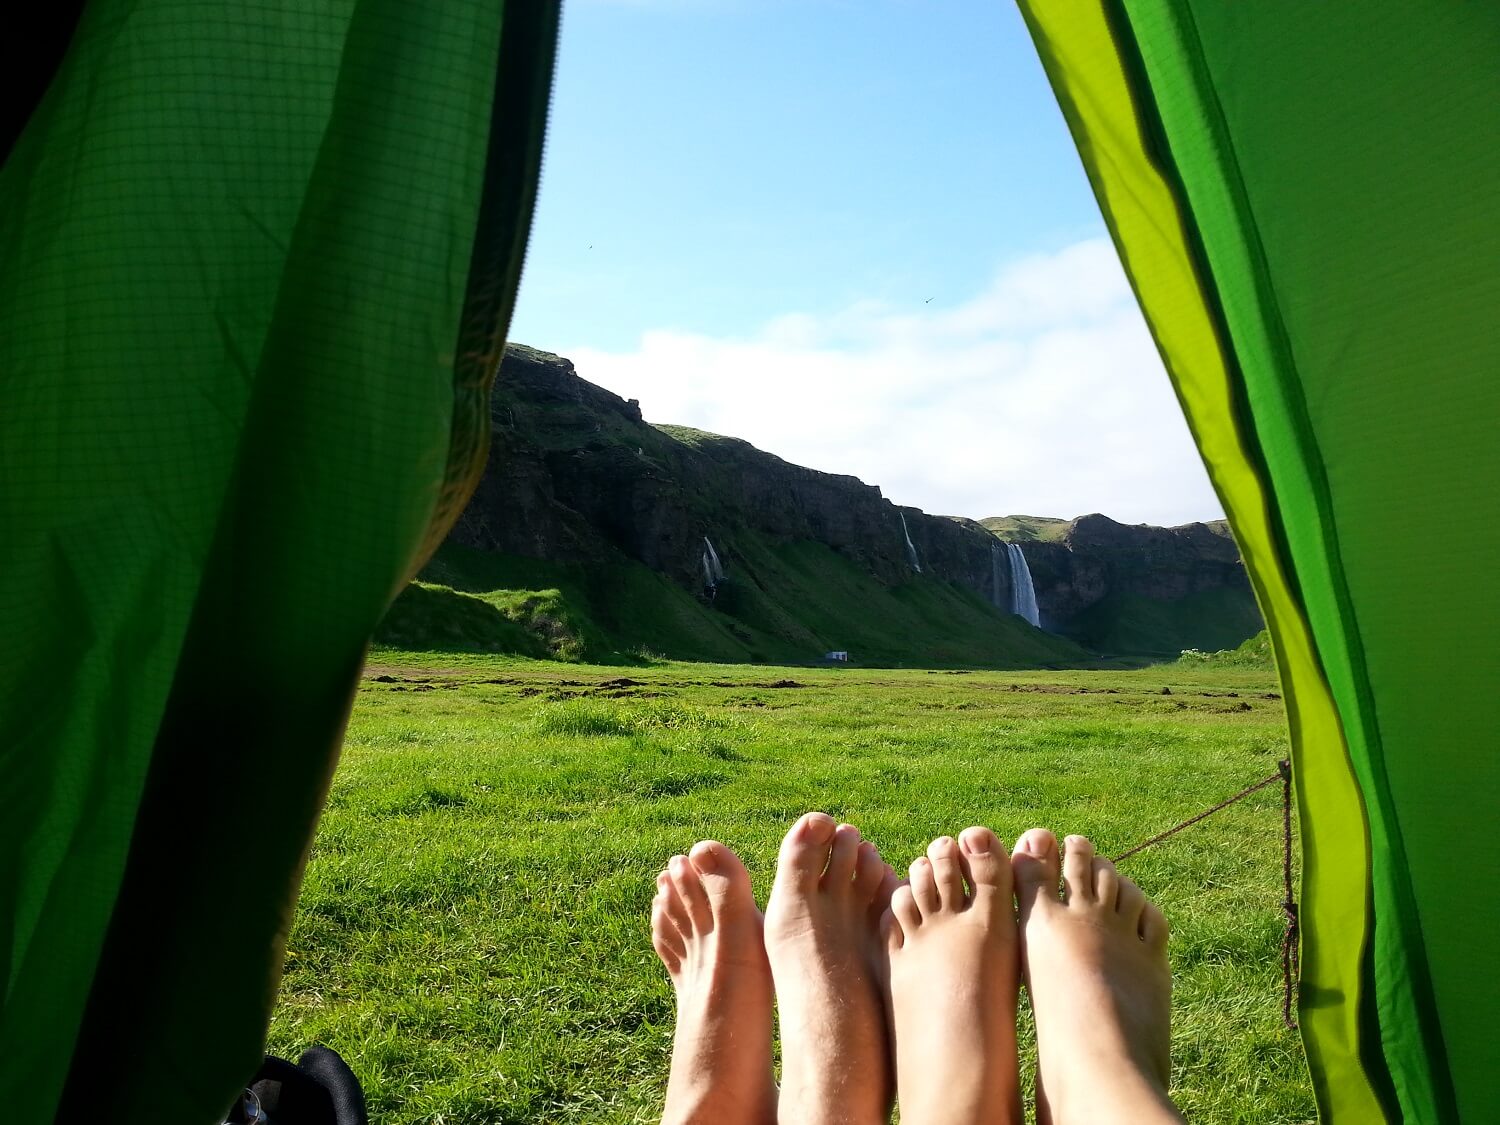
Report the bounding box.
[693,845,721,873]
[960,832,991,856]
[799,812,834,834]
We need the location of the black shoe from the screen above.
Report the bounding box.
[225,1046,368,1125]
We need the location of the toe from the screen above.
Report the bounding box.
[927,836,965,911]
[881,907,903,952]
[654,873,690,949]
[1141,900,1170,948]
[1092,856,1121,910]
[1062,835,1097,904]
[822,822,863,890]
[958,826,1012,918]
[890,883,921,937]
[668,853,713,933]
[1115,875,1147,927]
[775,811,837,892]
[651,891,685,971]
[689,840,756,921]
[652,932,682,974]
[1011,828,1061,919]
[657,870,689,939]
[909,856,940,916]
[851,840,885,902]
[868,864,899,926]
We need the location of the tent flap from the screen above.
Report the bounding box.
[1018,1,1500,1120]
[0,1,559,1120]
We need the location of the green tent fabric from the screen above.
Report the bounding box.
[0,1,558,1120]
[1016,2,1500,1120]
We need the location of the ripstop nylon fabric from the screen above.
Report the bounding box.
[1011,4,1381,1117]
[1018,2,1500,1120]
[0,1,557,1120]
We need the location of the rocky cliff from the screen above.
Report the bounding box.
[1013,514,1262,655]
[410,345,1259,662]
[450,345,1026,609]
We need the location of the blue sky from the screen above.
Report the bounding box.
[509,0,1224,526]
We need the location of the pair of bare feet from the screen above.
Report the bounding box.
[650,813,1184,1124]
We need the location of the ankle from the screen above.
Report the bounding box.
[1040,1063,1178,1125]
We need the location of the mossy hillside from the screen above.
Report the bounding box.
[979,514,1071,542]
[399,544,737,663]
[1180,630,1274,667]
[375,583,554,657]
[1069,588,1266,658]
[382,537,1088,668]
[715,536,1084,666]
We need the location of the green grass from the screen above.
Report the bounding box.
[1180,630,1274,668]
[269,655,1312,1122]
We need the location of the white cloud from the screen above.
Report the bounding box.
[562,237,1225,527]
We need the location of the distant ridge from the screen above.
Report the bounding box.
[979,515,1070,543]
[378,345,1262,663]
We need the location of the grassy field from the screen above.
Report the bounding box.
[268,653,1312,1123]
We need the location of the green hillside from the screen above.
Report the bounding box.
[979,514,1071,542]
[1069,589,1265,658]
[377,540,1087,668]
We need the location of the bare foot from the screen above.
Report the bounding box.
[882,828,1023,1125]
[763,813,898,1125]
[1012,830,1182,1124]
[652,841,777,1125]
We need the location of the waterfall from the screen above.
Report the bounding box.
[991,541,1005,608]
[703,537,726,581]
[1007,543,1040,627]
[701,551,716,589]
[899,512,921,572]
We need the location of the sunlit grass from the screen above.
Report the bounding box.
[270,656,1311,1123]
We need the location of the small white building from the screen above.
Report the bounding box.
[824,650,850,662]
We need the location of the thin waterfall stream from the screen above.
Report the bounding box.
[899,512,921,572]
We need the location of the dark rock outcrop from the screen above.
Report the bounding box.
[1016,514,1262,654]
[452,345,1015,604]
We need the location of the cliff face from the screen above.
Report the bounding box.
[440,345,1259,660]
[1016,514,1262,654]
[451,345,1019,607]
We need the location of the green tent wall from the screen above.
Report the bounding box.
[0,1,559,1120]
[1016,2,1500,1120]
